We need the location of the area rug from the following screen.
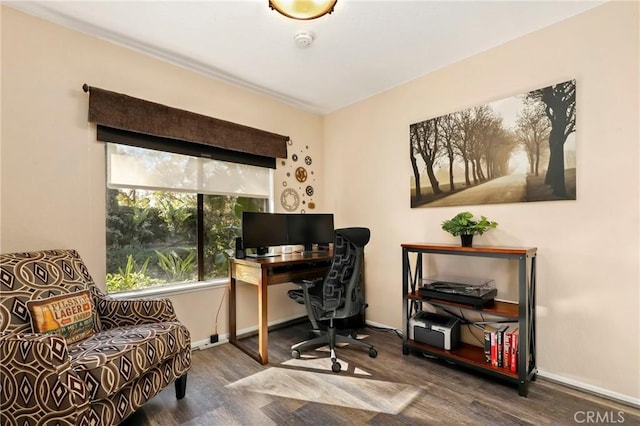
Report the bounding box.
[281,355,372,375]
[226,366,421,414]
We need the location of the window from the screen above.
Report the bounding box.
[105,143,271,293]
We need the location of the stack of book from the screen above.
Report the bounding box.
[483,324,518,372]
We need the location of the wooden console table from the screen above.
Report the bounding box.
[228,250,332,364]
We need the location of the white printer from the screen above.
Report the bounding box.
[409,311,460,350]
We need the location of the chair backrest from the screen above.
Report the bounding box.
[0,249,96,334]
[322,227,370,319]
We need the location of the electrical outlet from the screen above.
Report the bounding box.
[210,334,219,344]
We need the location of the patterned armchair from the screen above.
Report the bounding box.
[0,249,191,425]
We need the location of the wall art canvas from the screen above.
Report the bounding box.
[410,79,576,208]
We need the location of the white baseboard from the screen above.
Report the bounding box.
[365,319,403,334]
[192,336,228,350]
[537,369,640,409]
[191,314,306,350]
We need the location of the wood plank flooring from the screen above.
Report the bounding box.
[122,323,640,425]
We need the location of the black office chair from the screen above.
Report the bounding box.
[289,227,377,372]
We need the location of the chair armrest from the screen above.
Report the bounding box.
[92,288,178,330]
[295,277,323,288]
[292,278,325,329]
[0,332,88,424]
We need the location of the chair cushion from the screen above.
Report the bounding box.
[27,290,95,344]
[68,322,190,400]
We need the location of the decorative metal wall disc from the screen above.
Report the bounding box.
[280,188,300,211]
[279,138,317,213]
[295,167,308,182]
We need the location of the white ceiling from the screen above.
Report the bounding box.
[7,0,604,114]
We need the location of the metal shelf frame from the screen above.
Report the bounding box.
[401,243,537,396]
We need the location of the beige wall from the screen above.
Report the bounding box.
[2,1,639,404]
[324,1,639,403]
[0,5,320,346]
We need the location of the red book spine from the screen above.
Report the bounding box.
[490,331,497,367]
[510,331,519,373]
[503,332,511,370]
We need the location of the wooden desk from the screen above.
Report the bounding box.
[228,250,332,364]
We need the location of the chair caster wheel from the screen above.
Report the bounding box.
[292,350,301,359]
[349,331,358,339]
[332,362,341,373]
[369,348,378,358]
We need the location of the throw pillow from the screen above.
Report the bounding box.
[27,290,95,344]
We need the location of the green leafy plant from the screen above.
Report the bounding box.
[441,212,498,236]
[106,255,160,292]
[155,249,197,282]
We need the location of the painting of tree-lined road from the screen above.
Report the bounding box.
[410,79,576,208]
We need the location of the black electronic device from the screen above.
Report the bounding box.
[286,213,334,252]
[234,237,245,259]
[419,277,497,308]
[241,212,288,256]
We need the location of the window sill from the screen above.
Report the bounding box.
[108,278,227,300]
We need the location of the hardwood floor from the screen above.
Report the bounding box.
[123,323,639,425]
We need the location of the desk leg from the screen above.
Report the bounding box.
[257,267,268,364]
[229,264,237,345]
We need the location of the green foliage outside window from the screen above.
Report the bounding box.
[106,188,265,293]
[155,250,197,282]
[105,255,161,293]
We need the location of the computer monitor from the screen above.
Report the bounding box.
[286,213,335,252]
[241,212,288,256]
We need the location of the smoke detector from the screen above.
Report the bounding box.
[294,30,314,48]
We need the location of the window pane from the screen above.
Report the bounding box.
[105,143,273,294]
[107,143,271,197]
[106,188,198,292]
[201,160,271,197]
[108,144,199,191]
[202,195,267,280]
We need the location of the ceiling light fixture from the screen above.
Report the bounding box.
[269,0,337,20]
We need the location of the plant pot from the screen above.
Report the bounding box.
[460,234,473,247]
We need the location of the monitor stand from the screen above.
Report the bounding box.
[301,243,329,254]
[246,247,280,258]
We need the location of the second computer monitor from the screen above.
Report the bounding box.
[287,213,335,252]
[241,212,289,256]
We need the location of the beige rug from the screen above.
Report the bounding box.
[226,365,421,414]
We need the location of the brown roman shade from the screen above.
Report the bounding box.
[84,84,288,168]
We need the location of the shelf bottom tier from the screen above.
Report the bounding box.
[406,339,519,381]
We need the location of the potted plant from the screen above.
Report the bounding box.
[441,212,498,247]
